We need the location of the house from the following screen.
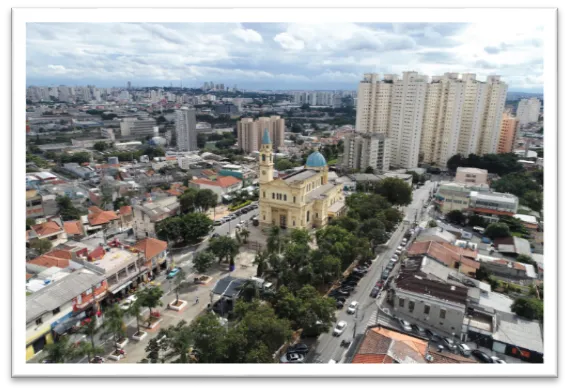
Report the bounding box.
[63,220,85,239]
[27,219,67,248]
[407,240,480,276]
[416,227,457,244]
[454,167,488,185]
[132,237,169,276]
[26,269,107,361]
[493,236,532,257]
[477,257,537,280]
[189,175,243,203]
[118,205,133,228]
[132,196,180,239]
[82,206,121,235]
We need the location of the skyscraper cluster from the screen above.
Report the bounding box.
[352,72,508,169]
[237,116,285,153]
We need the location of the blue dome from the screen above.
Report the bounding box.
[306,151,327,167]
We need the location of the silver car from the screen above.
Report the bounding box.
[398,318,412,332]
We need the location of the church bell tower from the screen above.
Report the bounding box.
[259,128,274,184]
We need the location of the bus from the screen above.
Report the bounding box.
[472,226,485,234]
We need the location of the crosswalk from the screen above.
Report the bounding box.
[367,310,379,328]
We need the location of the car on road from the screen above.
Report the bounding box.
[471,349,493,363]
[458,343,472,357]
[411,324,427,337]
[336,301,345,309]
[120,295,137,310]
[239,220,245,225]
[370,287,380,298]
[396,246,403,251]
[347,301,358,314]
[443,337,457,351]
[280,352,305,363]
[167,268,181,279]
[425,329,442,342]
[375,280,383,288]
[211,233,220,239]
[491,356,506,364]
[398,318,413,332]
[213,220,223,226]
[333,321,348,336]
[381,271,389,280]
[287,344,309,355]
[390,256,398,263]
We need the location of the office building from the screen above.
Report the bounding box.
[454,167,488,185]
[175,107,198,151]
[498,112,518,153]
[120,117,157,138]
[516,97,541,127]
[342,133,391,172]
[237,116,285,153]
[355,73,394,134]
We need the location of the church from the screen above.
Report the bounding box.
[258,129,346,229]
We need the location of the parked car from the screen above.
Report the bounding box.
[213,220,222,226]
[287,344,309,355]
[211,233,220,239]
[471,349,493,363]
[333,321,348,336]
[458,343,472,357]
[120,295,137,310]
[280,352,305,363]
[336,301,345,309]
[462,279,476,287]
[370,287,380,298]
[443,337,457,351]
[390,256,398,263]
[167,268,181,279]
[347,301,358,315]
[381,271,389,280]
[411,324,427,337]
[337,288,351,295]
[375,281,383,288]
[398,318,413,332]
[397,246,403,251]
[426,330,442,342]
[491,356,507,364]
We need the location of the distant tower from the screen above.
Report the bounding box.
[258,129,274,184]
[127,81,131,90]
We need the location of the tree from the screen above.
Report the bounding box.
[275,159,295,171]
[143,333,168,363]
[475,266,490,281]
[30,238,52,255]
[511,297,543,321]
[93,141,109,152]
[446,153,523,176]
[102,304,126,346]
[126,299,145,338]
[364,166,374,174]
[253,250,268,277]
[113,197,129,211]
[181,213,213,244]
[301,103,310,110]
[374,178,412,206]
[173,268,187,305]
[208,236,240,264]
[267,225,285,254]
[492,172,542,200]
[160,320,196,363]
[78,317,100,359]
[194,189,218,212]
[291,123,303,133]
[522,190,543,213]
[193,251,215,274]
[240,228,250,244]
[56,195,82,221]
[484,222,511,239]
[428,220,438,228]
[188,313,227,363]
[446,210,466,225]
[42,336,81,363]
[137,287,164,326]
[468,214,487,228]
[76,341,104,363]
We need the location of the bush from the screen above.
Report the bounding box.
[229,200,252,212]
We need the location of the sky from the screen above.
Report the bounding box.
[26,22,545,92]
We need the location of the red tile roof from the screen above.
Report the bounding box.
[428,351,477,364]
[513,262,527,271]
[352,354,391,364]
[352,326,428,364]
[31,221,63,237]
[88,246,106,261]
[408,241,479,271]
[63,220,83,236]
[26,273,33,280]
[119,206,132,216]
[88,206,119,226]
[133,238,168,261]
[46,249,73,259]
[467,207,514,216]
[28,254,70,269]
[191,175,241,189]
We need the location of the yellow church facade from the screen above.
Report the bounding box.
[258,129,346,229]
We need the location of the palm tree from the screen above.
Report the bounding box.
[240,228,250,244]
[77,341,104,363]
[161,320,194,363]
[253,250,268,277]
[173,268,187,306]
[126,299,145,337]
[42,336,81,363]
[78,317,100,356]
[239,279,260,302]
[267,225,282,254]
[102,304,126,347]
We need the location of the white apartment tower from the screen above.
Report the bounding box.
[456,73,488,157]
[516,97,541,127]
[355,73,394,134]
[237,116,285,153]
[389,71,428,169]
[175,107,198,151]
[420,73,466,166]
[478,76,508,155]
[342,133,391,172]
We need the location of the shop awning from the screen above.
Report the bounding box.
[110,280,132,295]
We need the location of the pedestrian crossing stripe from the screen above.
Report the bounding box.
[367,310,378,327]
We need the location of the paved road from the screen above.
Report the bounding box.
[307,182,437,364]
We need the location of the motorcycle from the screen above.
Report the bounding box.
[340,340,351,348]
[91,356,105,363]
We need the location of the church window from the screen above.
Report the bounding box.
[262,154,266,162]
[306,211,310,222]
[272,193,275,199]
[316,213,319,218]
[284,195,287,201]
[293,196,296,203]
[263,191,266,198]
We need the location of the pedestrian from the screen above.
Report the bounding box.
[195,296,199,305]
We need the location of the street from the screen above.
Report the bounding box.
[307,181,437,363]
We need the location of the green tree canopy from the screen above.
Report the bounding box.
[447,153,523,176]
[93,141,109,152]
[446,210,466,225]
[193,251,215,274]
[511,297,543,321]
[484,222,511,239]
[373,178,412,206]
[195,189,218,212]
[208,236,240,264]
[275,159,295,171]
[30,238,52,255]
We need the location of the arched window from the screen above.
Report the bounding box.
[262,154,266,162]
[306,211,310,222]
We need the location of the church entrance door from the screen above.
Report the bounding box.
[279,214,287,229]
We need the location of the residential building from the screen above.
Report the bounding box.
[478,257,536,281]
[454,167,488,185]
[406,240,480,276]
[355,73,394,134]
[175,107,198,151]
[478,76,508,155]
[119,117,157,138]
[467,191,519,220]
[516,97,541,127]
[62,163,96,180]
[434,182,489,213]
[389,71,428,169]
[132,196,180,239]
[214,103,239,115]
[189,176,243,203]
[27,219,67,248]
[82,206,121,235]
[177,154,203,170]
[457,73,488,157]
[498,112,518,153]
[63,220,85,240]
[26,269,107,360]
[133,237,169,276]
[492,236,532,257]
[342,133,391,172]
[258,130,345,229]
[237,116,286,153]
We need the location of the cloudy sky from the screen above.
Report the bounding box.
[26,22,544,92]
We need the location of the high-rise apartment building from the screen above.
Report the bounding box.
[355,73,394,134]
[456,74,488,157]
[477,76,508,155]
[498,112,518,153]
[389,71,428,169]
[175,107,198,151]
[237,116,285,153]
[342,133,391,172]
[516,97,541,127]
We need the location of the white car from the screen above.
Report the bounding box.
[397,246,403,251]
[491,356,506,364]
[120,295,137,310]
[398,318,412,332]
[390,257,398,263]
[333,321,348,336]
[458,343,472,357]
[347,301,358,315]
[280,352,305,363]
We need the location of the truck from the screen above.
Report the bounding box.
[250,276,274,291]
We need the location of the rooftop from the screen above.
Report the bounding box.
[457,167,488,174]
[133,237,167,261]
[352,325,428,364]
[89,247,139,276]
[282,169,318,184]
[191,175,242,188]
[87,206,119,226]
[493,313,543,353]
[211,276,248,298]
[395,270,469,306]
[306,182,336,202]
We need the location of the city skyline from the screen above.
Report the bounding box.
[26,22,544,92]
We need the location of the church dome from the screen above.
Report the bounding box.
[306,151,327,168]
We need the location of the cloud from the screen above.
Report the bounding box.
[26,22,545,91]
